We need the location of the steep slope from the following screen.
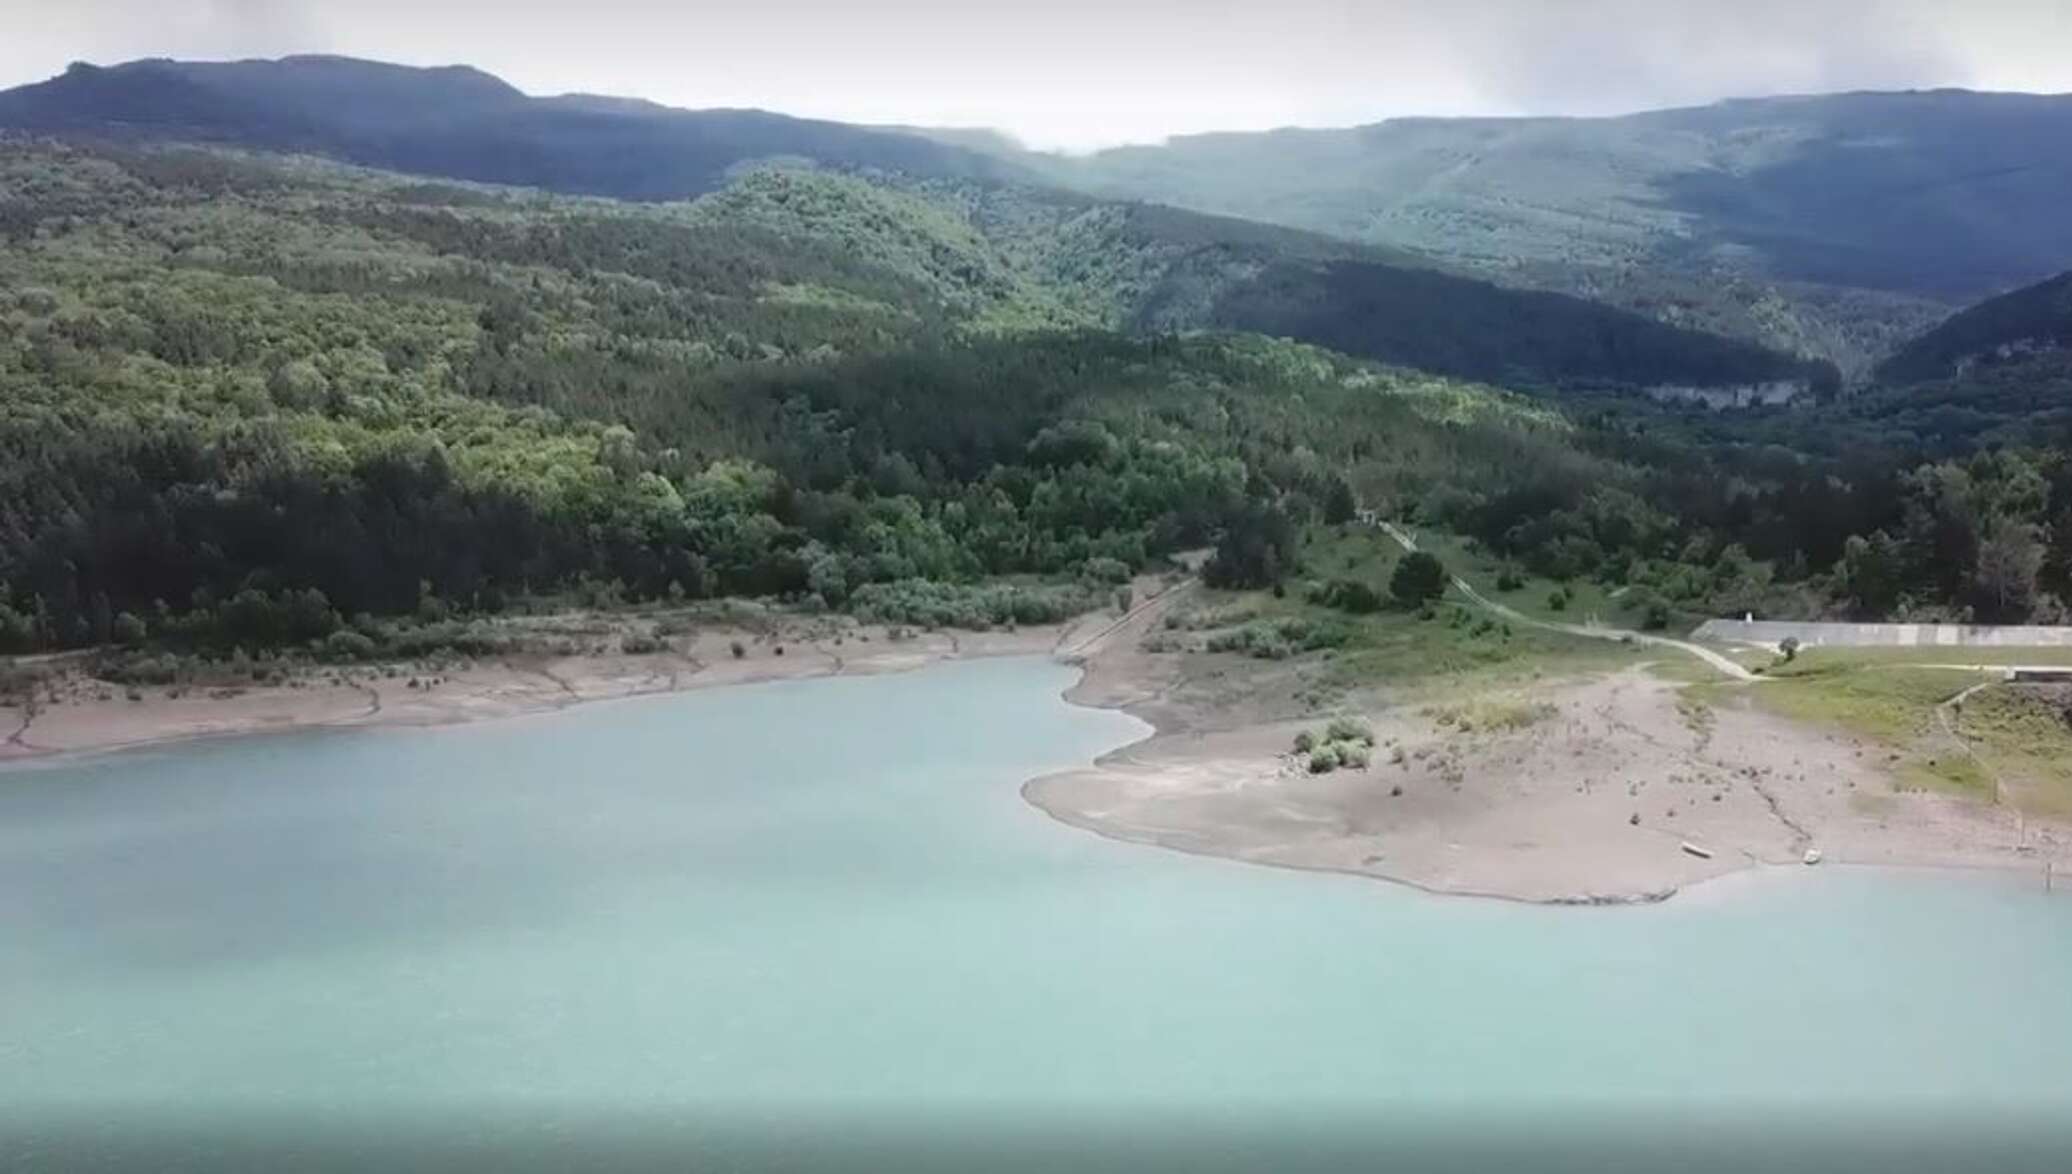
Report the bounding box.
[0,56,1025,199]
[1837,271,2072,450]
[970,90,2072,372]
[1877,270,2072,385]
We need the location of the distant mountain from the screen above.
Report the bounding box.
[952,90,2072,374]
[0,56,1026,198]
[1877,270,2072,385]
[0,54,1828,397]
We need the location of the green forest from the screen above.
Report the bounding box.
[3,136,2071,661]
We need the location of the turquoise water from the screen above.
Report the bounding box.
[4,656,2070,1166]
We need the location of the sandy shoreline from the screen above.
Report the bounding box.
[0,618,1099,769]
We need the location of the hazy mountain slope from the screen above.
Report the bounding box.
[0,56,1027,199]
[978,91,2072,372]
[1015,91,2072,299]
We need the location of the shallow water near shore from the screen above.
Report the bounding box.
[4,657,2071,1163]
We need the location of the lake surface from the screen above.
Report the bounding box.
[4,656,2071,1169]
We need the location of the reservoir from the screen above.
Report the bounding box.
[4,656,2069,1168]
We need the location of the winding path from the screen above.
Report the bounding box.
[1059,579,1197,662]
[1378,522,1760,683]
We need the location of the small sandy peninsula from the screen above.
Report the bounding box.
[1038,590,2072,904]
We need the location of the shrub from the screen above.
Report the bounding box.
[1324,716,1375,746]
[1338,742,1372,769]
[1547,587,1570,612]
[1495,567,1524,592]
[1309,578,1383,614]
[1204,617,1350,660]
[1391,552,1447,607]
[1308,745,1341,773]
[849,579,1106,630]
[1293,730,1316,754]
[320,629,378,663]
[730,640,747,659]
[111,611,149,647]
[1634,591,1672,630]
[1080,557,1132,585]
[620,633,666,654]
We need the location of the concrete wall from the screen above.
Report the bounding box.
[1692,619,2072,649]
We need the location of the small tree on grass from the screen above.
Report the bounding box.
[1390,552,1447,608]
[1779,636,1801,664]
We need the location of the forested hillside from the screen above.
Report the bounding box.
[4,136,2071,662]
[0,137,1604,652]
[1798,271,2072,456]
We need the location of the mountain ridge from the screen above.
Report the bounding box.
[0,55,1032,199]
[0,57,1830,396]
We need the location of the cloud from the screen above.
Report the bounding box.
[0,1,330,78]
[1437,0,1967,114]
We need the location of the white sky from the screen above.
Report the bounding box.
[4,0,2070,150]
